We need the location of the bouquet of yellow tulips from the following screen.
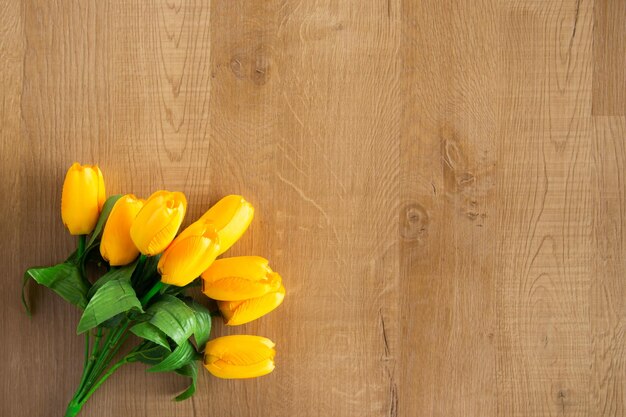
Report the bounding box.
[22,163,285,417]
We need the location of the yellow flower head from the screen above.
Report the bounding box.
[130,190,187,256]
[61,162,106,235]
[199,195,254,255]
[100,194,144,266]
[204,335,276,379]
[201,256,282,301]
[158,219,220,287]
[218,284,285,326]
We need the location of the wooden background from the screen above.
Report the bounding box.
[1,0,625,416]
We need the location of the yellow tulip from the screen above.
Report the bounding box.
[158,220,221,286]
[219,284,285,326]
[201,256,282,301]
[130,190,187,256]
[100,194,145,266]
[204,335,276,379]
[61,162,106,235]
[199,195,254,255]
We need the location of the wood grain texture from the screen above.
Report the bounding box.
[399,1,500,415]
[591,116,626,417]
[496,2,594,416]
[0,0,24,413]
[593,0,626,115]
[1,1,625,416]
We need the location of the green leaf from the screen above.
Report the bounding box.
[163,279,201,297]
[88,261,137,299]
[149,340,198,373]
[130,322,171,351]
[188,301,211,350]
[101,313,125,328]
[77,279,142,334]
[174,362,199,401]
[65,249,79,265]
[25,263,89,309]
[132,255,161,297]
[86,194,123,247]
[145,295,196,346]
[130,343,170,365]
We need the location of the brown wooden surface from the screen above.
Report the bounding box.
[593,0,626,115]
[1,1,625,416]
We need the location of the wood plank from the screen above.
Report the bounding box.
[19,1,214,415]
[205,2,400,416]
[399,1,501,415]
[593,0,626,115]
[0,0,23,414]
[496,1,594,416]
[590,116,626,417]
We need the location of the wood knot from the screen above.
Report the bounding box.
[229,49,272,85]
[456,171,475,188]
[229,55,247,79]
[400,203,429,241]
[252,54,271,85]
[554,388,569,412]
[443,138,467,172]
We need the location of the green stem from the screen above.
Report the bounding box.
[64,400,82,417]
[93,330,131,380]
[82,332,89,372]
[140,281,165,306]
[77,337,148,408]
[72,233,90,411]
[75,329,115,399]
[76,234,92,292]
[78,358,128,407]
[136,254,147,275]
[77,328,103,392]
[66,337,152,415]
[76,322,128,400]
[93,327,104,355]
[76,332,147,408]
[77,235,86,257]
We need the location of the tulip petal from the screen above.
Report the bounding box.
[61,163,105,235]
[200,195,254,254]
[96,166,106,210]
[205,334,275,355]
[205,358,275,379]
[219,285,285,326]
[203,335,275,379]
[201,257,282,301]
[201,256,271,283]
[131,191,187,255]
[146,212,185,255]
[158,230,220,287]
[202,274,281,301]
[100,194,144,266]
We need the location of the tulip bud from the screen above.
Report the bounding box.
[61,162,106,235]
[218,284,285,326]
[201,256,282,301]
[130,190,187,256]
[204,335,276,379]
[157,220,220,287]
[199,195,254,255]
[100,194,145,266]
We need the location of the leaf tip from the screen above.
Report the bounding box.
[76,321,88,335]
